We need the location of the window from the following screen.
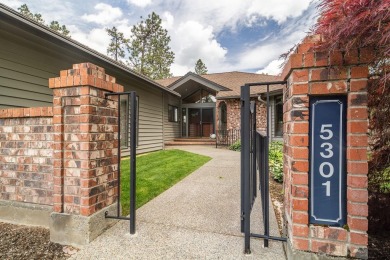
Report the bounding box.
[274,95,283,137]
[120,95,139,149]
[168,105,178,122]
[182,89,216,104]
[120,95,129,148]
[218,102,227,131]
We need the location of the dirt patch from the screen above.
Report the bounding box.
[0,222,77,260]
[269,179,284,234]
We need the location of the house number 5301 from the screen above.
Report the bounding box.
[319,124,334,196]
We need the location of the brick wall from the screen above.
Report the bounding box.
[282,35,371,259]
[0,107,53,205]
[217,99,267,131]
[0,63,123,218]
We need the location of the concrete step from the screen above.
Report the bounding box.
[173,138,215,143]
[165,141,216,146]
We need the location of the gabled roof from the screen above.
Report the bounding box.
[167,72,231,92]
[156,71,283,99]
[0,3,180,97]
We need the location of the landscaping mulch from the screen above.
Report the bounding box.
[0,222,77,260]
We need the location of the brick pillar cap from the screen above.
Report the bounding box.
[48,63,124,92]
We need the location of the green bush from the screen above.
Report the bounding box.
[229,140,241,151]
[269,141,283,183]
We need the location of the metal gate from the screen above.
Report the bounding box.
[104,91,137,234]
[240,82,287,254]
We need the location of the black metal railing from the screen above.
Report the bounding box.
[216,129,240,148]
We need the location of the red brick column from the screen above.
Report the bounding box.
[49,62,123,245]
[282,35,371,259]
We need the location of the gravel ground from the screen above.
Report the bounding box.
[0,222,77,260]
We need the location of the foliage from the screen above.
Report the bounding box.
[120,149,211,215]
[315,0,390,231]
[127,12,175,80]
[49,21,70,37]
[229,140,241,151]
[269,141,283,183]
[106,26,128,61]
[17,4,70,37]
[18,4,44,24]
[195,59,208,74]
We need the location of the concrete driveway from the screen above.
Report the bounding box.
[70,145,286,259]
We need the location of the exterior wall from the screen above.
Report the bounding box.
[0,107,53,205]
[217,98,267,131]
[282,35,371,259]
[0,29,56,108]
[163,93,181,142]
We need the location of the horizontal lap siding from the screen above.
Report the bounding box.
[0,29,59,108]
[163,93,181,142]
[120,84,164,154]
[1,24,168,154]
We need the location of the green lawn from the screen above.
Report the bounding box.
[120,149,211,216]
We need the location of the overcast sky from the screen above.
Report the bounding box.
[1,0,319,76]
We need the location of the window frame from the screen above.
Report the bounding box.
[168,104,179,123]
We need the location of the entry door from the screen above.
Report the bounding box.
[188,108,201,137]
[188,108,214,137]
[201,108,214,137]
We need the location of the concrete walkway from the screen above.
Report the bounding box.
[70,146,286,259]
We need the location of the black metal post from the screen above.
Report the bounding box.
[264,84,270,248]
[251,101,257,200]
[130,92,137,235]
[241,84,251,254]
[117,94,121,217]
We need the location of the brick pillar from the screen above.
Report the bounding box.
[49,62,123,246]
[282,35,371,259]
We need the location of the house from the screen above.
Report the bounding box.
[156,72,284,143]
[0,3,282,153]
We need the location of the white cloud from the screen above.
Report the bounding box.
[247,0,312,24]
[69,25,110,55]
[82,3,123,25]
[127,0,152,8]
[168,20,227,76]
[3,0,320,77]
[256,59,284,75]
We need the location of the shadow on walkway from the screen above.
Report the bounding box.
[71,146,286,259]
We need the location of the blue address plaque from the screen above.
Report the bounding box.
[309,96,346,226]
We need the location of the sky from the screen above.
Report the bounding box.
[1,0,320,76]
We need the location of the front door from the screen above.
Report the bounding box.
[187,108,214,137]
[188,108,201,137]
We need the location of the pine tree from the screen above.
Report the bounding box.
[49,21,70,37]
[127,12,175,80]
[18,4,45,24]
[106,27,128,62]
[194,59,208,74]
[18,4,71,37]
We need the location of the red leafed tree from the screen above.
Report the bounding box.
[315,0,390,232]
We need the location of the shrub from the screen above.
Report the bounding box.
[229,140,241,151]
[269,141,283,183]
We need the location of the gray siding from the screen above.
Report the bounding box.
[0,30,55,107]
[163,93,181,142]
[0,22,176,154]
